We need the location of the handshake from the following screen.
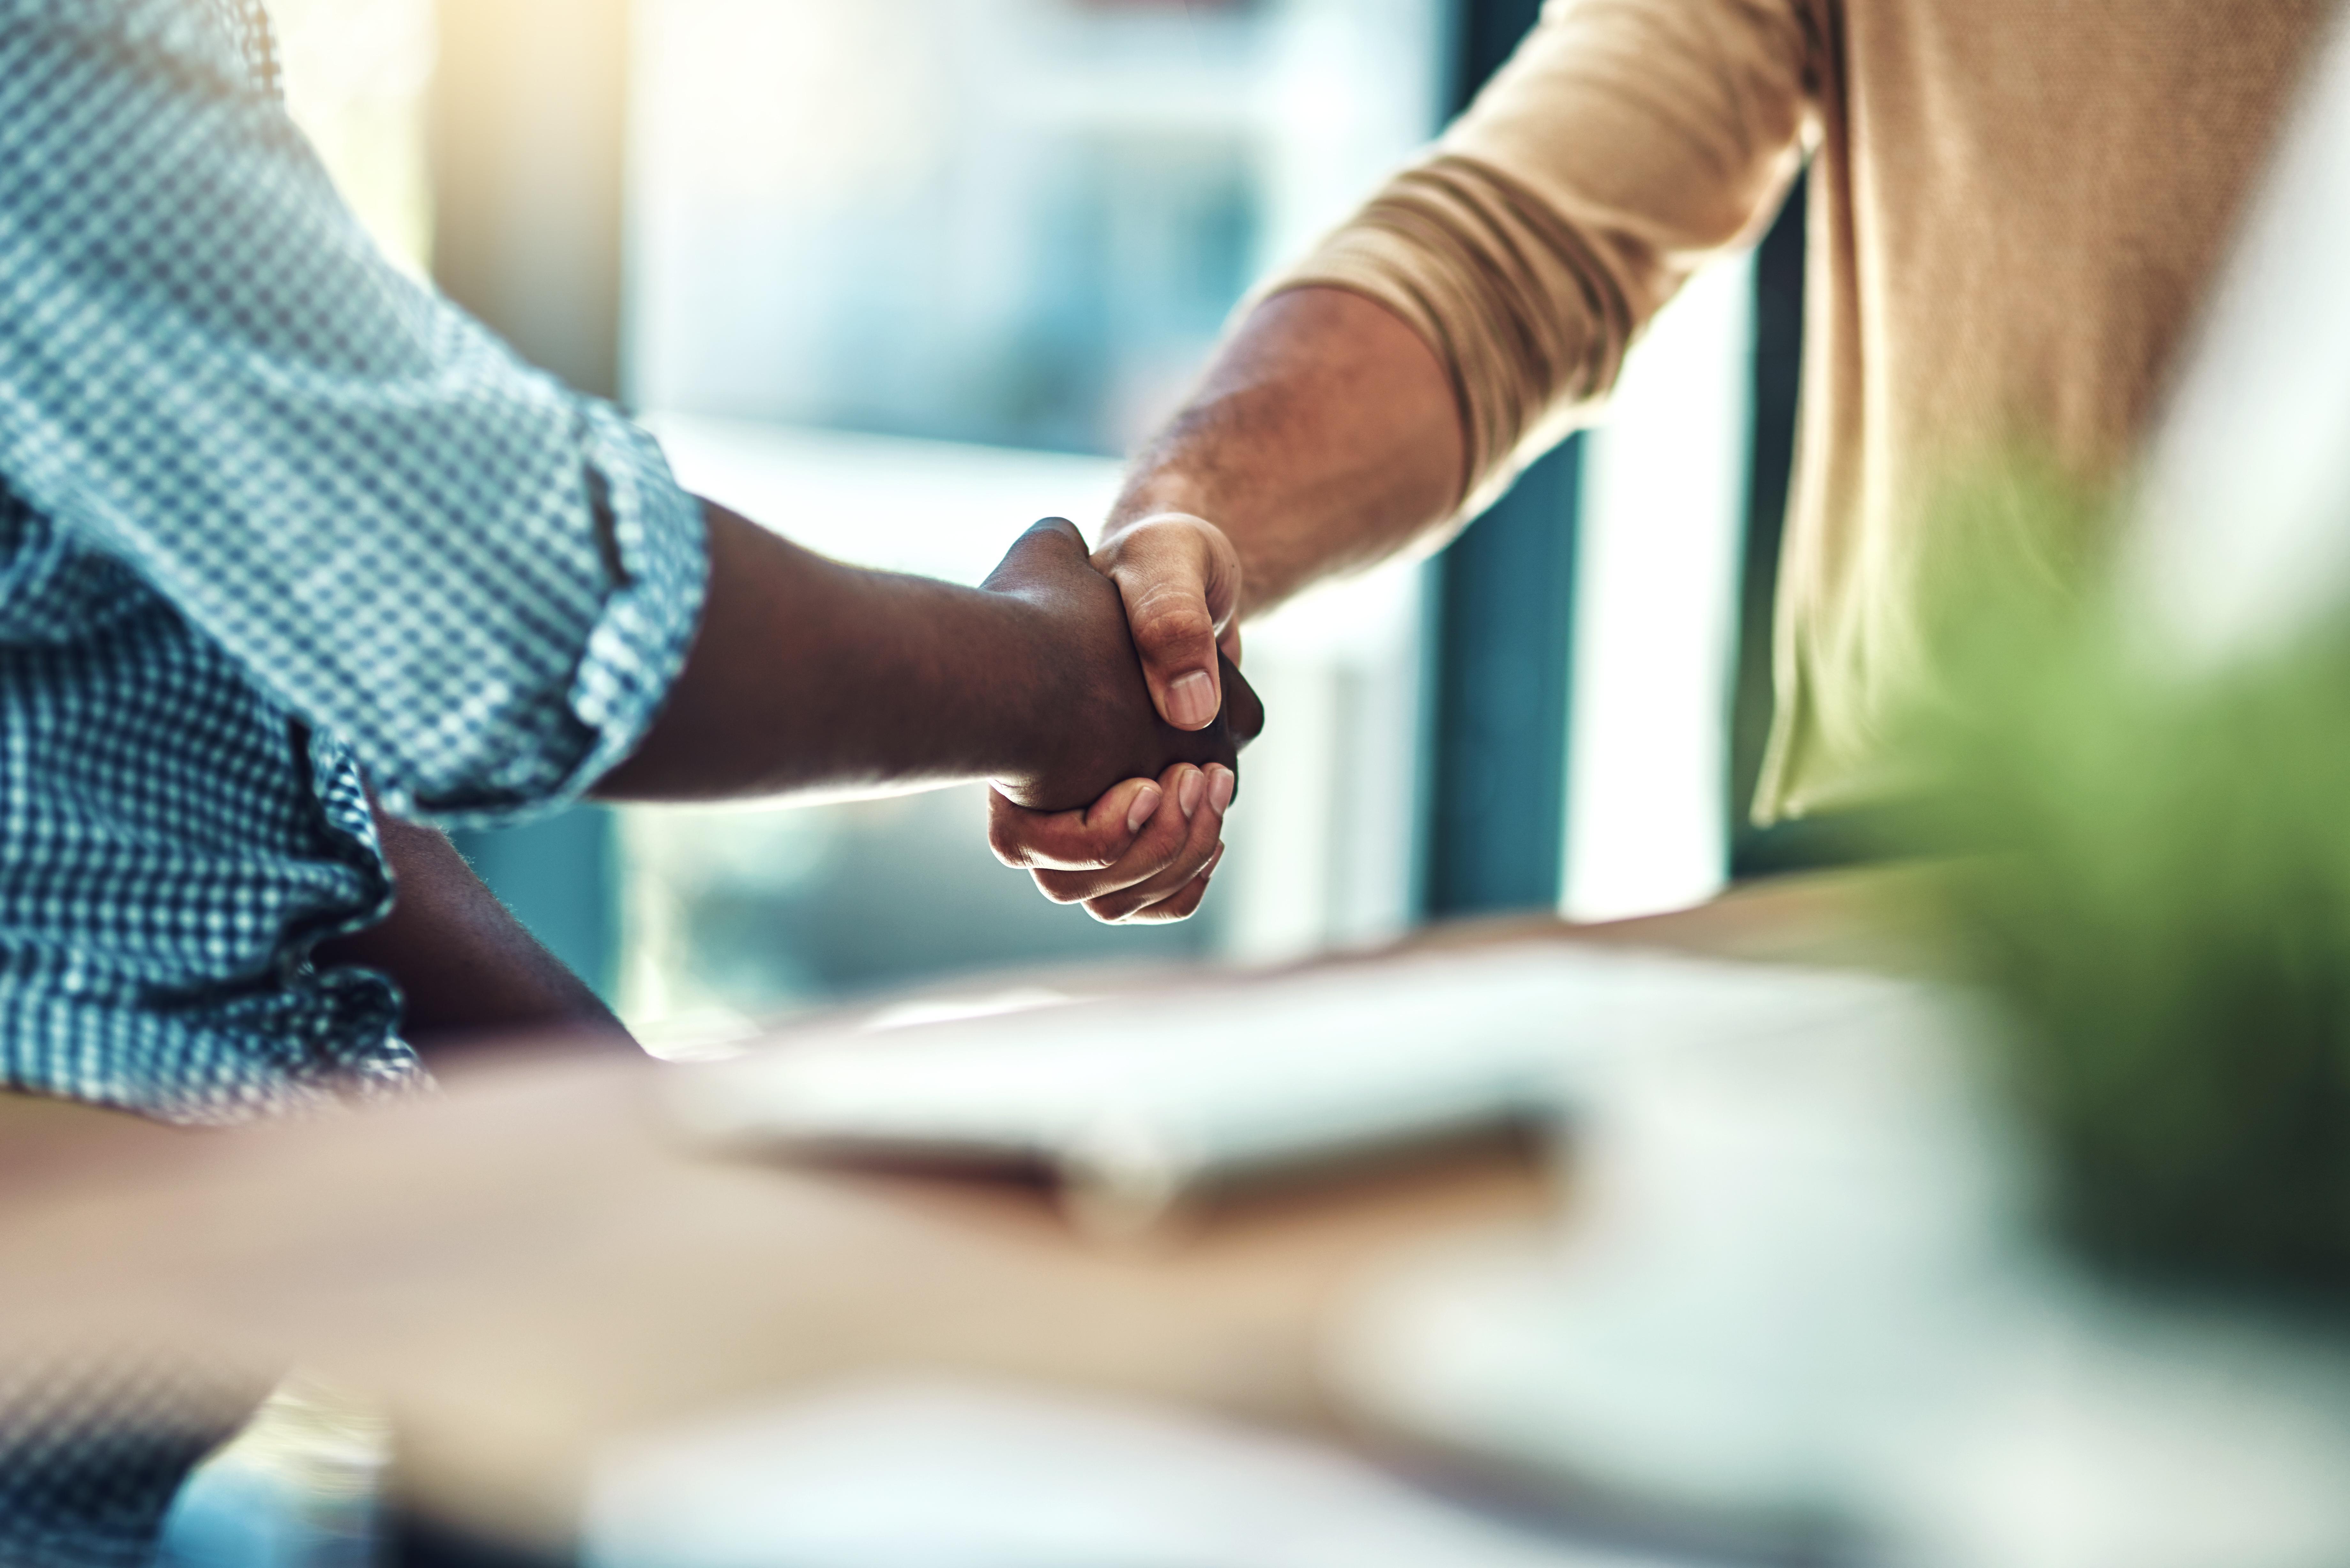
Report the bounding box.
[603,288,1457,927]
[602,503,1264,927]
[978,513,1264,926]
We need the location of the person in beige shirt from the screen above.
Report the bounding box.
[989,0,2340,920]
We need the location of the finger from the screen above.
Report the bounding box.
[1071,767,1230,923]
[1029,764,1206,906]
[1101,846,1223,926]
[1030,763,1218,908]
[1098,515,1242,732]
[986,777,1162,873]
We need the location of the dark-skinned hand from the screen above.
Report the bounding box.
[979,518,1263,815]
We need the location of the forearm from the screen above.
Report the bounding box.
[594,503,1065,803]
[1111,0,1816,617]
[316,812,634,1067]
[1106,287,1467,615]
[0,1089,194,1176]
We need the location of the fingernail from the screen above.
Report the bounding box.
[1178,767,1206,819]
[1125,783,1162,834]
[1206,766,1234,816]
[1166,670,1217,729]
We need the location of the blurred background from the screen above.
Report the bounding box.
[267,0,1796,1048]
[139,6,2350,1565]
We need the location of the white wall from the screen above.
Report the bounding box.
[1560,258,1755,924]
[1215,561,1425,965]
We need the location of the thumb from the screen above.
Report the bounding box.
[1099,514,1241,732]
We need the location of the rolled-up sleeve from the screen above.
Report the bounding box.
[0,0,707,824]
[1268,0,1820,519]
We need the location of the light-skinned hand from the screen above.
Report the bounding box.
[986,512,1251,923]
[979,518,1260,815]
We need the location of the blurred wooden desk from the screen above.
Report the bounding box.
[0,866,1928,1555]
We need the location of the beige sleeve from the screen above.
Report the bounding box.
[1273,0,1819,518]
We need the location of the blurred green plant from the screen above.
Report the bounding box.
[1907,467,2350,1293]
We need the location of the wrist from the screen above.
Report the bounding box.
[979,587,1089,795]
[1093,509,1235,578]
[1104,469,1223,542]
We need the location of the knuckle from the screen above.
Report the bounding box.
[1154,870,1216,922]
[1031,871,1094,906]
[987,816,1036,869]
[1118,840,1188,883]
[1127,867,1204,909]
[1128,892,1198,925]
[1127,594,1218,656]
[1007,825,1125,875]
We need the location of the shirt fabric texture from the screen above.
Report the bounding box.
[0,1353,269,1568]
[3,3,708,1562]
[0,0,708,1128]
[1271,0,2339,821]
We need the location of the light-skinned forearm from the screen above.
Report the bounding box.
[1104,287,1467,615]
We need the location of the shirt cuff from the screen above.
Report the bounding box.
[425,405,710,829]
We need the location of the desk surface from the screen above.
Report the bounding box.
[0,866,1931,1552]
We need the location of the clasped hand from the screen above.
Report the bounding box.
[982,516,1260,925]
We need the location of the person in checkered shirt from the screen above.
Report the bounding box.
[0,1,1256,1559]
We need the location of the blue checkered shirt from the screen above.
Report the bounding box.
[0,0,709,1128]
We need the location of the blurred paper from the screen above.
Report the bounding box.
[669,946,1921,1225]
[584,1378,1675,1568]
[1330,980,2350,1568]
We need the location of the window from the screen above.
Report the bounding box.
[620,0,1446,1044]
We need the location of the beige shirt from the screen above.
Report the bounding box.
[1275,0,2334,821]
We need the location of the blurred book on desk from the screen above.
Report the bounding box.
[671,943,1933,1230]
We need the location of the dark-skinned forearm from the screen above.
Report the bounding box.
[314,810,635,1067]
[594,502,1074,803]
[1107,287,1467,615]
